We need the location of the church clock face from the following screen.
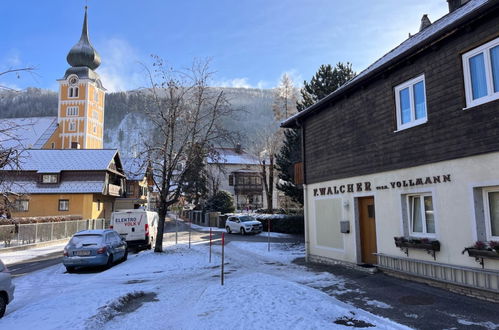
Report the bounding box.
[68,76,79,86]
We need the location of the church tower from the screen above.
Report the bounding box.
[50,7,106,149]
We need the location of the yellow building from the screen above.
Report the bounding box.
[44,6,106,150]
[0,8,127,221]
[4,149,125,220]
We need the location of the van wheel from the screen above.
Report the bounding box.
[123,250,128,261]
[106,254,114,269]
[65,266,76,273]
[0,294,6,318]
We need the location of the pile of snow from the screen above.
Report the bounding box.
[0,240,408,329]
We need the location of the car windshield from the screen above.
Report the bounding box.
[70,234,103,247]
[239,216,256,222]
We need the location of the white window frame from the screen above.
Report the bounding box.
[483,186,499,240]
[42,174,58,183]
[58,199,69,211]
[66,106,79,116]
[462,37,499,108]
[406,192,436,238]
[68,120,76,131]
[68,86,79,98]
[394,74,428,131]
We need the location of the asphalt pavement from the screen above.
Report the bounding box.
[7,250,63,277]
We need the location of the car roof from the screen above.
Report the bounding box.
[74,229,114,236]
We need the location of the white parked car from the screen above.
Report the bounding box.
[226,215,263,235]
[0,259,15,318]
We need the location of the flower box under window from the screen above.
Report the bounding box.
[394,236,440,260]
[462,241,499,268]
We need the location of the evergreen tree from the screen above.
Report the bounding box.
[276,63,356,205]
[181,144,209,207]
[205,190,235,214]
[297,63,355,111]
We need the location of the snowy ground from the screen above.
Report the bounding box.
[0,239,408,330]
[0,242,67,265]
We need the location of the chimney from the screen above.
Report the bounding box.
[419,14,432,31]
[235,143,242,154]
[447,0,471,13]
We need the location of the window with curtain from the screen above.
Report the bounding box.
[484,187,499,239]
[394,75,427,130]
[462,37,499,107]
[407,193,435,236]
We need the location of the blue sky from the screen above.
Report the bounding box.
[0,1,449,92]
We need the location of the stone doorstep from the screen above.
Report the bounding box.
[309,254,379,274]
[0,238,69,253]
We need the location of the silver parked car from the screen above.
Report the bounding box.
[63,229,128,273]
[0,259,15,318]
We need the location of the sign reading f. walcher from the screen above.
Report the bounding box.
[313,174,451,197]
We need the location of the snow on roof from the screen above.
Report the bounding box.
[0,116,58,149]
[282,0,491,127]
[16,149,119,173]
[208,148,260,165]
[13,180,105,194]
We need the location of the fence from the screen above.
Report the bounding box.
[0,219,106,249]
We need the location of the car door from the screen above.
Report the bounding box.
[115,232,126,258]
[228,217,237,231]
[106,233,117,256]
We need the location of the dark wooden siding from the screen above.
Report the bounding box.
[303,9,499,184]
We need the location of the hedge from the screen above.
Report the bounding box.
[252,214,304,234]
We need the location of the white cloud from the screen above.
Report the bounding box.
[96,38,146,92]
[216,77,252,89]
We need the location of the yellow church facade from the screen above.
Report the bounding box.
[43,6,106,150]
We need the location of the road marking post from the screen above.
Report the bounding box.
[209,228,212,263]
[268,218,271,252]
[221,232,225,286]
[175,214,178,245]
[189,219,191,249]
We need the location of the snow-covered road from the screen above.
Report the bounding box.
[0,240,408,330]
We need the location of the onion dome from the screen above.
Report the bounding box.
[66,7,101,70]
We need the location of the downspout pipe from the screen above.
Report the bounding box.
[296,119,310,263]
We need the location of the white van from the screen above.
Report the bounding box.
[110,210,159,251]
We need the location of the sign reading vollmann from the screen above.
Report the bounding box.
[313,174,451,197]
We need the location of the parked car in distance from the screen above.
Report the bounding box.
[226,215,263,235]
[110,210,159,251]
[63,229,127,273]
[0,259,15,318]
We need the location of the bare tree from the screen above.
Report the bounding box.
[250,124,282,213]
[0,67,37,91]
[272,73,298,121]
[142,56,235,252]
